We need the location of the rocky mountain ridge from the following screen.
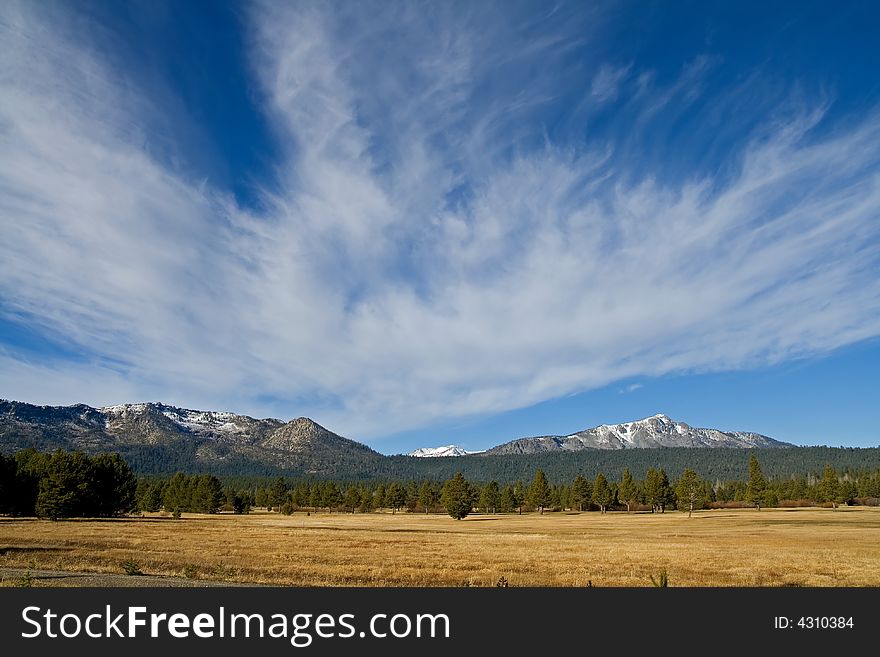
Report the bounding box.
[484,413,790,454]
[1,401,791,476]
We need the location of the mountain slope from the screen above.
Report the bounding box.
[0,400,383,475]
[484,414,791,454]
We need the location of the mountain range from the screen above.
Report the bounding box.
[1,400,791,476]
[0,399,384,476]
[482,413,788,453]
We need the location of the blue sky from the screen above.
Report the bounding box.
[1,1,878,452]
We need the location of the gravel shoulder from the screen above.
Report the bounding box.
[0,567,257,587]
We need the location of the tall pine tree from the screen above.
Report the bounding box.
[479,481,500,514]
[418,481,437,514]
[675,469,705,517]
[618,468,638,513]
[747,454,767,510]
[527,469,552,514]
[592,473,613,514]
[570,475,591,512]
[441,473,474,520]
[818,464,840,508]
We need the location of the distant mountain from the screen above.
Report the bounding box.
[408,445,476,457]
[0,400,384,476]
[484,414,791,454]
[1,401,797,477]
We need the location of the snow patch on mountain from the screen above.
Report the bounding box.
[487,413,790,454]
[408,445,476,457]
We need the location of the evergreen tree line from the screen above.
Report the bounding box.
[3,449,878,520]
[142,456,879,519]
[136,473,253,515]
[0,449,136,519]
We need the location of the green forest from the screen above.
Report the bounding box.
[115,443,880,481]
[2,448,879,520]
[0,449,135,519]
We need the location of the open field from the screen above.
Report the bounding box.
[1,507,879,587]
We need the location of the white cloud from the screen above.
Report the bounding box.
[1,2,879,441]
[591,63,631,102]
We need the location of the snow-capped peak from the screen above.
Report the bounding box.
[100,403,150,414]
[408,445,475,458]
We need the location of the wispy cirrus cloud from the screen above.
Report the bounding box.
[591,62,631,102]
[1,1,878,441]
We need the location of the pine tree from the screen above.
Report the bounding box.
[558,483,571,510]
[570,475,591,511]
[656,469,672,513]
[513,481,525,515]
[292,483,309,509]
[479,481,500,514]
[89,453,137,516]
[36,475,75,520]
[0,454,15,515]
[548,484,562,511]
[385,482,406,514]
[818,464,840,508]
[343,486,360,513]
[747,454,767,510]
[374,484,386,510]
[230,490,251,514]
[498,485,516,513]
[268,477,288,512]
[441,473,474,520]
[675,469,704,517]
[839,479,857,505]
[418,481,437,513]
[592,473,613,513]
[323,481,341,512]
[404,481,419,511]
[35,452,82,519]
[618,468,638,512]
[135,479,152,512]
[11,449,47,516]
[644,468,659,512]
[163,472,191,515]
[359,487,374,513]
[644,468,672,513]
[255,488,268,508]
[135,479,162,513]
[527,469,552,515]
[192,474,223,513]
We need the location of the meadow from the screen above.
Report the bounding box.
[1,507,878,587]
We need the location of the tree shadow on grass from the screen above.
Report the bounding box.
[0,546,68,555]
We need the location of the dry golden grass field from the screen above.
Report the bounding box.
[2,507,879,586]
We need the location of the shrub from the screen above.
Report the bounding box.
[13,571,34,588]
[650,569,669,587]
[122,559,143,576]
